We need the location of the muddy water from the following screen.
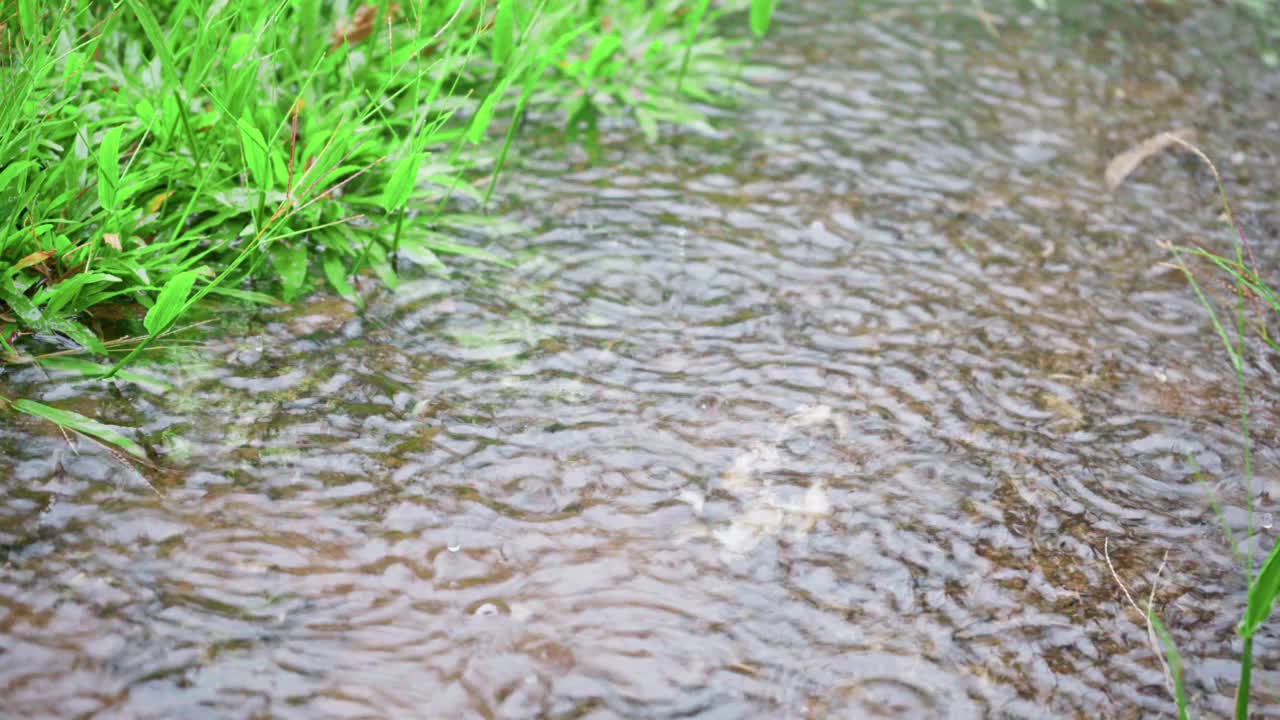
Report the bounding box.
[5,2,1280,717]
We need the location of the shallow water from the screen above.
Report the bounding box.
[5,2,1280,717]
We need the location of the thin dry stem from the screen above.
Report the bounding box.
[1162,133,1259,280]
[1105,538,1179,707]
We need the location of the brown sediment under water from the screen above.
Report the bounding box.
[4,2,1280,717]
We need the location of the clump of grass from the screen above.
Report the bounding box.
[1114,135,1280,719]
[0,0,777,458]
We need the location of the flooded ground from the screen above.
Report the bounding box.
[4,1,1280,717]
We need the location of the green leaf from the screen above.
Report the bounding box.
[684,0,711,42]
[322,251,360,306]
[492,0,515,66]
[396,241,447,274]
[0,161,34,193]
[135,98,157,124]
[123,0,179,86]
[205,286,286,306]
[367,243,399,291]
[144,269,199,335]
[1242,539,1280,638]
[36,272,119,317]
[0,275,43,327]
[97,126,123,211]
[38,356,172,390]
[237,117,272,189]
[50,318,107,356]
[11,399,147,459]
[1148,612,1189,720]
[749,0,777,37]
[381,152,423,212]
[18,0,38,41]
[226,33,253,65]
[585,33,622,78]
[269,241,308,301]
[403,231,511,266]
[63,50,88,89]
[468,81,508,144]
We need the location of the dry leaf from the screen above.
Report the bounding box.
[1105,129,1197,191]
[146,190,174,213]
[330,3,398,50]
[11,250,54,272]
[102,233,122,251]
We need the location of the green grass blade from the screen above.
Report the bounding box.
[381,151,423,212]
[237,117,272,190]
[123,0,180,85]
[11,399,147,459]
[493,0,515,66]
[37,356,173,390]
[322,250,360,306]
[1148,611,1189,720]
[97,126,122,211]
[750,0,778,37]
[1241,540,1280,638]
[143,269,199,335]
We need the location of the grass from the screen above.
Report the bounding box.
[0,0,776,453]
[1111,136,1280,719]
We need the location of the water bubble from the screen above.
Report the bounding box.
[474,603,500,617]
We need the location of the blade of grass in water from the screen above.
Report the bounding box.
[7,398,147,460]
[1149,612,1190,720]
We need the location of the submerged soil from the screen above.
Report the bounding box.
[4,1,1280,717]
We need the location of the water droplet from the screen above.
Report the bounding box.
[1263,513,1274,530]
[474,602,499,617]
[447,534,461,552]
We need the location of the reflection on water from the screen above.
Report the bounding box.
[4,1,1280,717]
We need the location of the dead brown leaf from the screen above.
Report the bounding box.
[102,233,122,251]
[1105,129,1197,191]
[330,3,398,50]
[11,250,54,272]
[146,191,174,213]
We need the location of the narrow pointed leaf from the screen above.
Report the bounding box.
[468,82,507,144]
[97,126,122,210]
[144,269,199,335]
[322,251,359,306]
[1148,612,1189,720]
[1242,539,1280,638]
[749,0,777,37]
[12,399,147,459]
[268,242,308,301]
[381,152,423,211]
[237,118,271,189]
[0,160,34,193]
[492,0,514,65]
[123,0,179,85]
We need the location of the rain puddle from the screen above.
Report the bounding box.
[5,1,1280,717]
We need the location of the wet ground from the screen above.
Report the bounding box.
[4,1,1280,717]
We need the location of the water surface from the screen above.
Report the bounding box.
[4,2,1280,717]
